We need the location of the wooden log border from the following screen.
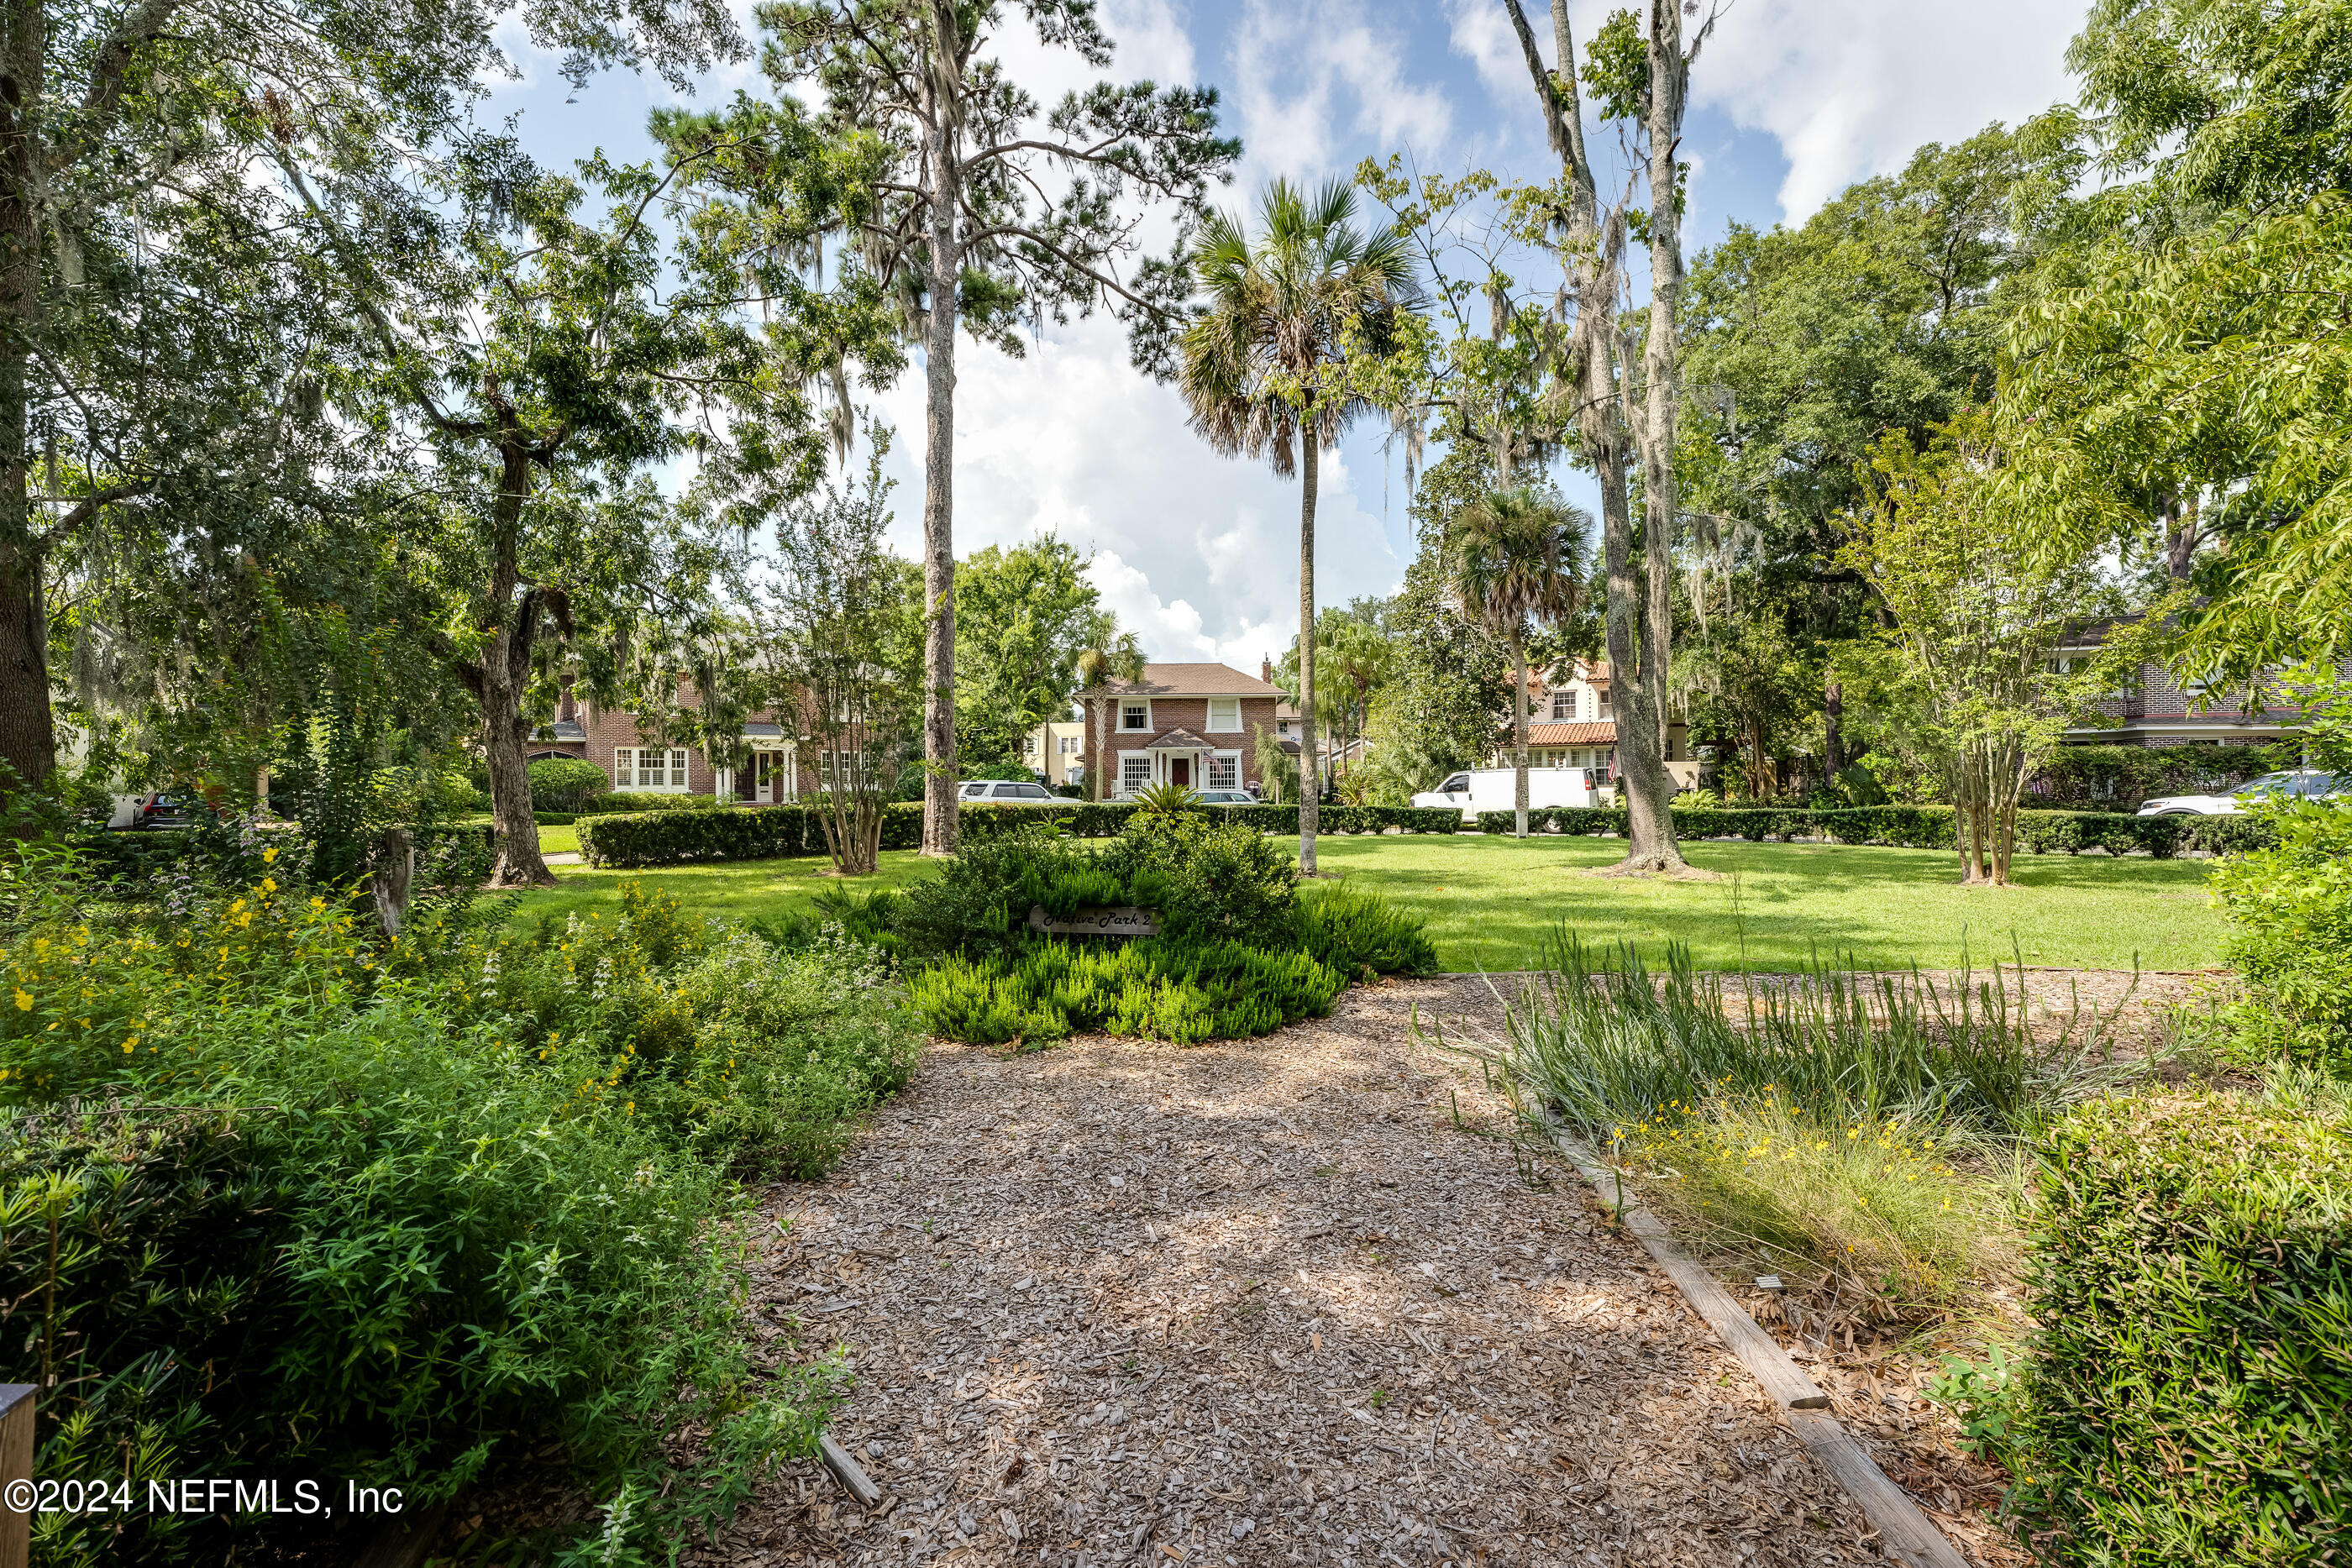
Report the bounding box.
[1541,1121,1973,1568]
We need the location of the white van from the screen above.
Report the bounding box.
[1413,767,1605,821]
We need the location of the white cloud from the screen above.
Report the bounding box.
[1227,0,1456,186]
[1693,0,2079,221]
[865,313,1405,670]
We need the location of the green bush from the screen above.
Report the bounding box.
[1298,881,1439,978]
[529,757,616,812]
[2017,1087,2352,1565]
[576,800,1462,869]
[907,936,1345,1046]
[0,852,902,1566]
[2027,742,2295,811]
[2208,801,2352,1068]
[1100,813,1298,947]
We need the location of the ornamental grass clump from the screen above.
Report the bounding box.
[1617,1091,2013,1319]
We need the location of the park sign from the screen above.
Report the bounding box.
[1026,905,1161,937]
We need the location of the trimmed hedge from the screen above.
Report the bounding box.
[2019,1091,2352,1564]
[1473,803,2276,858]
[577,800,1464,868]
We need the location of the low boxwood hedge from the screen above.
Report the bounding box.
[1473,803,2274,857]
[2017,1090,2352,1564]
[577,800,1464,868]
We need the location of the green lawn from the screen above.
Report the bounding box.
[507,833,2224,973]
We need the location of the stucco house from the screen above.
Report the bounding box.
[1483,659,1697,785]
[1023,720,1088,786]
[1079,662,1289,798]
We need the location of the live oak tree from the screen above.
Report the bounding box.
[0,0,741,803]
[753,0,1238,856]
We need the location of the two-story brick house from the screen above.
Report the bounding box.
[2055,621,2307,747]
[1079,662,1289,798]
[527,685,806,802]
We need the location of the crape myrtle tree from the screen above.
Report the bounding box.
[750,0,1240,856]
[1176,178,1421,875]
[764,436,921,873]
[1497,0,1718,876]
[291,124,873,885]
[0,0,743,805]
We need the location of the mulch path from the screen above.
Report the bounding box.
[687,977,2020,1568]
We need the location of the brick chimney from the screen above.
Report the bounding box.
[1261,656,1273,684]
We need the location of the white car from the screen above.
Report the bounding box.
[1189,788,1260,805]
[958,779,1064,805]
[2137,768,2340,815]
[1412,767,1605,820]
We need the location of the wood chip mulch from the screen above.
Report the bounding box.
[690,978,2013,1568]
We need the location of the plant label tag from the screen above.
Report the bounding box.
[1026,905,1160,936]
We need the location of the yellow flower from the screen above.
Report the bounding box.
[263,847,279,863]
[9,988,25,1011]
[260,877,277,894]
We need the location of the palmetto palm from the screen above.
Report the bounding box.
[1177,178,1421,873]
[1075,635,1147,802]
[1446,485,1593,838]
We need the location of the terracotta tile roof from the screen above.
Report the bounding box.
[1091,663,1285,698]
[1520,722,1618,745]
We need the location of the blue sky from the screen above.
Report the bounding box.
[486,0,2085,670]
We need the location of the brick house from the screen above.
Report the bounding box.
[1079,662,1289,798]
[527,685,806,802]
[2055,625,2307,747]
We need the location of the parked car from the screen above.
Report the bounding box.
[958,779,1064,805]
[1411,767,1604,821]
[2137,769,2341,816]
[123,792,198,830]
[1189,789,1259,805]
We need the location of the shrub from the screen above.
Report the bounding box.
[885,826,1108,963]
[1100,813,1297,947]
[1297,881,1438,978]
[2208,801,2352,1068]
[0,852,893,1566]
[1473,802,2276,857]
[2016,1085,2352,1565]
[529,758,617,812]
[907,936,1346,1046]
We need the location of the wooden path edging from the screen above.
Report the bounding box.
[1541,1122,1973,1568]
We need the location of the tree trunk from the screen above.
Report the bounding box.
[0,59,53,800]
[1824,679,1845,779]
[1297,435,1320,874]
[481,445,552,887]
[1511,629,1530,838]
[918,63,961,858]
[1611,0,1693,875]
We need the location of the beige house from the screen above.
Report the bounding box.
[1486,659,1700,789]
[1023,720,1088,786]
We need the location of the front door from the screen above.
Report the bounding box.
[1171,758,1190,787]
[754,751,784,803]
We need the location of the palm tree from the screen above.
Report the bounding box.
[1074,636,1147,802]
[1177,179,1421,874]
[1444,485,1593,839]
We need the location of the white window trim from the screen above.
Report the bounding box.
[1205,750,1241,790]
[1206,697,1242,733]
[1118,753,1152,794]
[615,746,691,793]
[1120,699,1152,732]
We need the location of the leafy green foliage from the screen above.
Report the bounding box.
[2210,800,2352,1070]
[1472,802,2273,857]
[909,938,1346,1047]
[531,758,617,812]
[953,538,1117,768]
[1296,882,1438,978]
[2016,1085,2352,1565]
[1101,813,1299,947]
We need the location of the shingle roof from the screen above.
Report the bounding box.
[1144,728,1213,750]
[540,719,587,741]
[1091,663,1284,698]
[743,721,785,739]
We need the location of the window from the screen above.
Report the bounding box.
[960,782,986,799]
[1207,697,1242,732]
[1440,774,1468,794]
[1551,690,1576,721]
[1023,733,1037,756]
[1060,734,1081,754]
[1010,784,1053,800]
[1205,752,1238,789]
[614,747,689,791]
[1278,718,1294,737]
[1598,697,1612,720]
[1120,754,1152,794]
[1121,700,1150,731]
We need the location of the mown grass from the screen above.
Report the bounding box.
[512,833,2224,973]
